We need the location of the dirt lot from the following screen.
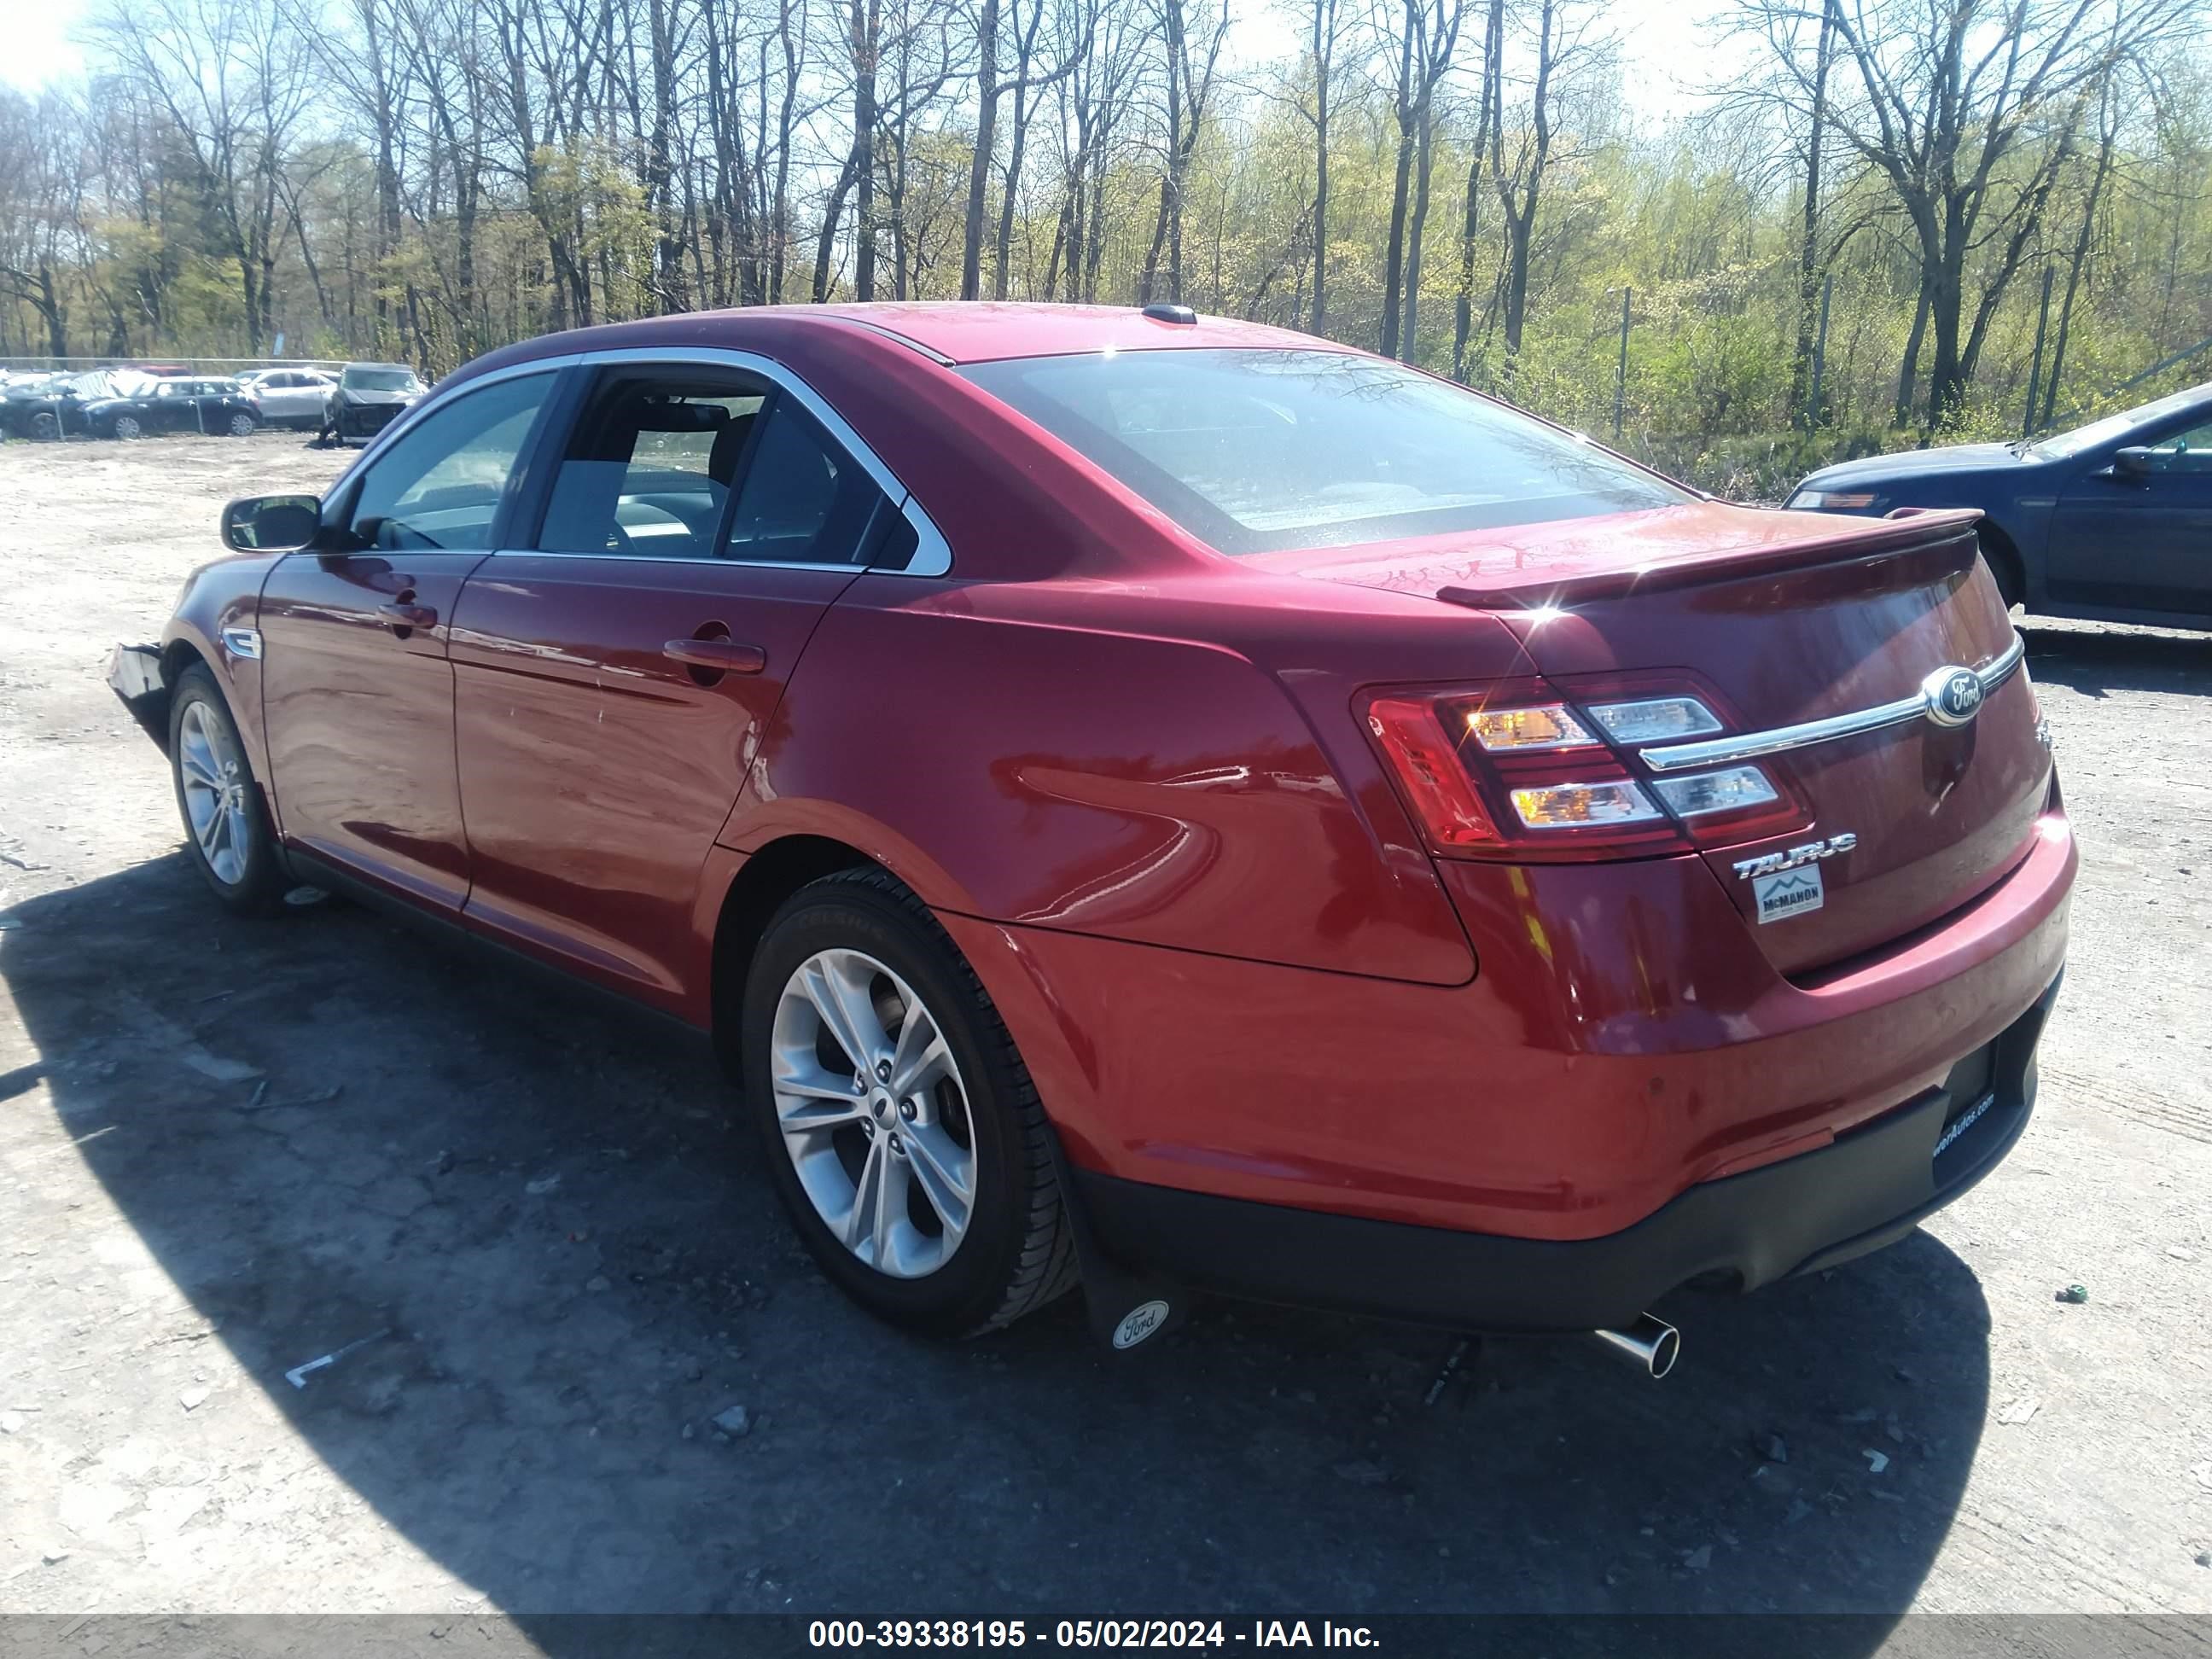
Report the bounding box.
[1,432,2209,1629]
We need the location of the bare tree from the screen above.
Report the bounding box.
[0,90,92,359]
[1300,0,1348,335]
[92,0,316,352]
[1486,0,1604,358]
[1137,0,1231,306]
[1798,0,2189,425]
[1449,0,1502,378]
[1377,0,1467,358]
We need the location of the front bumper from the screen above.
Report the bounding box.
[108,643,170,752]
[1075,974,2060,1334]
[335,401,406,441]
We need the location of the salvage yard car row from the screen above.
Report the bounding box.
[0,361,424,443]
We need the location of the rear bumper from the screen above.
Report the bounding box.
[1077,974,2060,1334]
[107,642,170,753]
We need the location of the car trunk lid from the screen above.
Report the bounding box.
[1278,502,2053,976]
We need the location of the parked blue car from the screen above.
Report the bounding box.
[1787,380,2212,631]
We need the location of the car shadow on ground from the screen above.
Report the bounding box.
[2022,621,2209,699]
[3,855,1991,1632]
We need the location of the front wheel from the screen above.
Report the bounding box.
[226,410,258,437]
[169,664,287,916]
[1980,532,2025,612]
[112,413,143,440]
[740,868,1077,1337]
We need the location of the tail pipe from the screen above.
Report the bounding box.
[1591,1315,1679,1379]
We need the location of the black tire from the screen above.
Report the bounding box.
[168,664,288,917]
[1981,532,2025,612]
[739,867,1077,1337]
[226,410,259,437]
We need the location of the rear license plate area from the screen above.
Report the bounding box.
[1932,1044,2000,1171]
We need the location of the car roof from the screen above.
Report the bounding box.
[474,303,1331,370]
[804,302,1328,364]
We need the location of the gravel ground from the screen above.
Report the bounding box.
[1,432,2209,1627]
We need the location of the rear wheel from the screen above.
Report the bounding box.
[740,868,1076,1337]
[169,665,286,916]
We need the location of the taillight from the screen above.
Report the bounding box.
[1363,683,1810,862]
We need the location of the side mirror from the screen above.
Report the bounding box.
[2110,446,2163,480]
[221,493,323,553]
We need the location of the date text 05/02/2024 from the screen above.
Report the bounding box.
[807,1621,1381,1649]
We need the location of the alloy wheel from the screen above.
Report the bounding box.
[177,700,253,885]
[114,415,143,440]
[769,947,977,1279]
[228,411,255,436]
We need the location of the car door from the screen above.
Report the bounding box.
[140,384,183,434]
[2049,412,2212,615]
[263,372,319,423]
[249,372,289,422]
[445,356,910,1007]
[259,368,561,910]
[291,373,336,422]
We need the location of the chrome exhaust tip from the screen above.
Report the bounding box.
[1592,1314,1679,1378]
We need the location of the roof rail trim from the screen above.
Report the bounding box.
[815,313,958,367]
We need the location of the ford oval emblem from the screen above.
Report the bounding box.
[1921,665,1985,728]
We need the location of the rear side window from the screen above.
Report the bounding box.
[963,348,1690,556]
[534,364,900,568]
[722,401,882,565]
[539,371,767,558]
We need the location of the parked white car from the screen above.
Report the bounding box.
[241,368,337,428]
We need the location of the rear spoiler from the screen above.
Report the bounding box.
[1433,508,1982,611]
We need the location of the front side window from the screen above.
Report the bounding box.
[346,371,554,552]
[2150,418,2212,470]
[2027,385,2211,461]
[963,348,1691,556]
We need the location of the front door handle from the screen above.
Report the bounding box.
[378,600,438,631]
[663,638,766,674]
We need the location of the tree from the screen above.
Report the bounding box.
[1300,0,1348,335]
[91,0,316,352]
[1448,0,1502,378]
[1377,0,1467,359]
[1803,0,2190,426]
[1137,0,1231,306]
[1487,0,1562,358]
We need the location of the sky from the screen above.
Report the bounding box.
[1,0,1738,125]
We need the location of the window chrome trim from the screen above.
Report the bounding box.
[341,346,953,578]
[1638,633,2026,774]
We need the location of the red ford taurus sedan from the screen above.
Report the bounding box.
[109,303,2073,1364]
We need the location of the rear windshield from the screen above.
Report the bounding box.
[963,348,1689,555]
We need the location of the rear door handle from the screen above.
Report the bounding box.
[378,601,438,630]
[663,638,766,674]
